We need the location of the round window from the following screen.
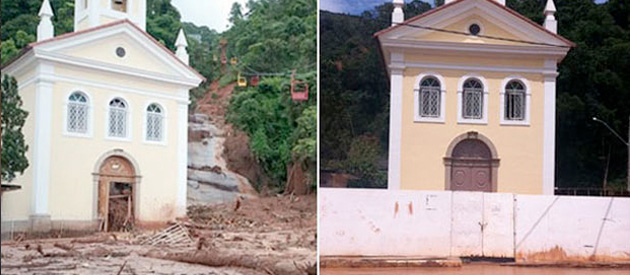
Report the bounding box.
[469,24,481,36]
[116,47,126,58]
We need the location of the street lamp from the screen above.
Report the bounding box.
[592,117,630,193]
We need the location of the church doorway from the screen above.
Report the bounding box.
[444,132,499,192]
[95,153,138,231]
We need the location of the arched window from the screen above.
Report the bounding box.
[504,80,526,121]
[67,92,89,133]
[419,77,441,118]
[146,103,163,142]
[108,98,127,138]
[462,78,484,119]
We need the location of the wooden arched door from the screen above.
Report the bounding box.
[97,156,136,231]
[446,138,497,192]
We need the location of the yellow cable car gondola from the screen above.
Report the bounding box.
[230,57,238,65]
[237,73,247,87]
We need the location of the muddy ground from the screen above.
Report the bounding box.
[322,263,630,275]
[1,195,316,275]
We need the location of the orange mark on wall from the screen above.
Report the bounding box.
[408,202,413,215]
[516,245,630,263]
[394,202,399,216]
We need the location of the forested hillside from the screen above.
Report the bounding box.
[1,0,317,193]
[223,0,317,193]
[321,0,630,190]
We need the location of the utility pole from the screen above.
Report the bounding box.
[593,117,630,193]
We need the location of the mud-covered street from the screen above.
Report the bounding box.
[1,195,316,275]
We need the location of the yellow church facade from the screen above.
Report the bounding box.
[377,0,573,194]
[1,0,204,232]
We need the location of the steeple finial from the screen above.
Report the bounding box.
[392,0,404,26]
[175,29,189,65]
[37,0,55,41]
[544,0,557,34]
[544,0,557,15]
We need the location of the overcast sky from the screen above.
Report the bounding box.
[171,0,248,32]
[320,0,609,15]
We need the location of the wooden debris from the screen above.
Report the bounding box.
[27,264,77,274]
[197,237,207,250]
[140,223,194,247]
[53,242,74,251]
[234,198,241,212]
[28,264,77,272]
[71,235,110,244]
[2,261,52,269]
[116,260,127,275]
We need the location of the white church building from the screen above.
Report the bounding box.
[1,0,204,232]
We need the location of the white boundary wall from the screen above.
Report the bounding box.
[320,189,630,261]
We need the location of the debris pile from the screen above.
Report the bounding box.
[140,223,194,247]
[187,195,316,232]
[1,195,316,275]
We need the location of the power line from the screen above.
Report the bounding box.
[389,21,571,48]
[337,13,570,48]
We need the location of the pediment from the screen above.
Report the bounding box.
[378,0,573,48]
[33,21,202,83]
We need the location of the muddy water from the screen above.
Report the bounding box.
[322,264,630,275]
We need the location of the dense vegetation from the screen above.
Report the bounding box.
[224,0,317,192]
[1,0,316,192]
[321,0,630,191]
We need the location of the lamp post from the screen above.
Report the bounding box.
[592,116,630,193]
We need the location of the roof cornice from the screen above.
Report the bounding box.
[379,38,570,59]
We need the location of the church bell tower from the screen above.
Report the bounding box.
[74,0,147,32]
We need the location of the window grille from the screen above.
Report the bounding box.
[419,77,441,117]
[505,81,526,120]
[109,98,127,138]
[67,92,88,133]
[463,79,483,119]
[146,104,163,141]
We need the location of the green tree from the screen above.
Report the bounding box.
[1,39,20,65]
[229,2,243,24]
[1,75,29,183]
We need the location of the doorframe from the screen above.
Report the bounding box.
[92,149,142,230]
[444,131,500,192]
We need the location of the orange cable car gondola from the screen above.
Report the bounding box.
[290,71,308,102]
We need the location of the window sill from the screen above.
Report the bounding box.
[414,117,445,124]
[143,140,167,146]
[63,132,93,139]
[500,120,530,126]
[105,136,132,143]
[458,118,487,125]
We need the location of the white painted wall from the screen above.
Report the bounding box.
[320,189,452,257]
[320,189,630,262]
[515,195,630,261]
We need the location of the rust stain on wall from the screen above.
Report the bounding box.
[394,202,399,216]
[517,246,630,263]
[408,202,413,215]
